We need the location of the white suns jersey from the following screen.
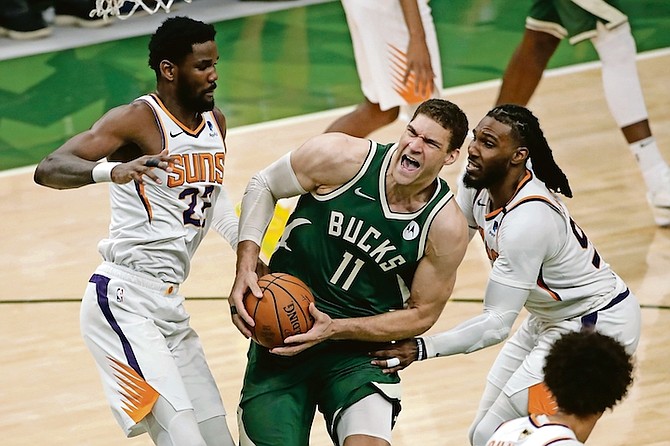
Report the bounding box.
[456,170,627,323]
[486,414,582,446]
[98,94,227,284]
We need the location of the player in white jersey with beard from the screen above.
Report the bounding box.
[370,104,641,446]
[486,330,634,446]
[34,17,237,446]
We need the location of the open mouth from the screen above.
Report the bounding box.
[466,158,480,173]
[401,154,420,171]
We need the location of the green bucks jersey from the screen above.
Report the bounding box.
[269,142,454,320]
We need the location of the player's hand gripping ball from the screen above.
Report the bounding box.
[243,273,315,348]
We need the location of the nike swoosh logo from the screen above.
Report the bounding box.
[354,187,375,201]
[169,131,184,138]
[476,198,487,206]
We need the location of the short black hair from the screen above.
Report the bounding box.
[148,16,216,75]
[412,99,469,152]
[544,331,634,417]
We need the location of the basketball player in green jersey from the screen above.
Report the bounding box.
[228,98,470,446]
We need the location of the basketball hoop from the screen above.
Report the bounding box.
[90,0,191,20]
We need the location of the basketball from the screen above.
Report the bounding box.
[243,272,315,349]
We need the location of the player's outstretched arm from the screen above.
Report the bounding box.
[369,280,528,373]
[34,102,171,189]
[422,281,527,358]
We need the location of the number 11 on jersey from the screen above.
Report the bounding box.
[330,251,364,291]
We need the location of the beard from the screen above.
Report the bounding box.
[177,83,216,112]
[462,159,508,190]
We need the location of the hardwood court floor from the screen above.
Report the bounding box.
[1,52,669,445]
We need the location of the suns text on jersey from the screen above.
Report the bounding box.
[167,152,225,187]
[328,211,406,271]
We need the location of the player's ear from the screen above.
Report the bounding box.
[443,147,460,166]
[159,60,176,81]
[512,146,529,166]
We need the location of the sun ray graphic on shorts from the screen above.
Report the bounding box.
[108,356,159,423]
[528,382,559,416]
[388,44,433,104]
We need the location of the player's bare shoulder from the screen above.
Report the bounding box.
[426,195,469,258]
[300,132,369,159]
[95,99,154,129]
[97,99,164,158]
[294,132,371,191]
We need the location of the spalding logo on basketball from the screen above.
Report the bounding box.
[243,272,315,349]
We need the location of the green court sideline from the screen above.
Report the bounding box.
[0,0,668,170]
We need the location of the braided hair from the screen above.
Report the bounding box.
[488,104,573,198]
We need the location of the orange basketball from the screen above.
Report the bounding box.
[243,272,315,349]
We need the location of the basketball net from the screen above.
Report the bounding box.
[90,0,191,20]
